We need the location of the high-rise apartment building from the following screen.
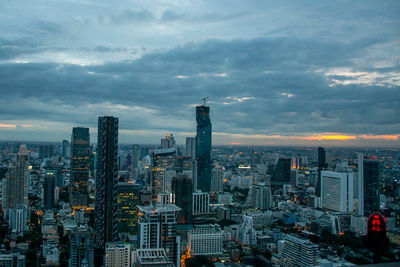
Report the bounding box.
[185,137,196,159]
[281,234,319,266]
[132,145,140,170]
[95,116,119,251]
[247,184,273,211]
[172,174,192,224]
[192,191,210,215]
[188,225,223,256]
[70,127,90,209]
[211,168,224,193]
[137,204,181,267]
[69,225,95,267]
[321,171,353,213]
[3,145,29,209]
[62,139,70,158]
[358,153,380,217]
[196,105,212,192]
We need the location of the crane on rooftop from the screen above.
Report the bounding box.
[202,97,209,106]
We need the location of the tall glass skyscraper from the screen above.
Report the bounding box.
[70,127,90,209]
[196,105,212,192]
[95,116,119,252]
[358,153,380,217]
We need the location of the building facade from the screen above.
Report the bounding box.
[192,191,210,215]
[95,116,119,250]
[172,174,192,224]
[70,127,90,209]
[358,153,380,216]
[321,171,353,213]
[196,105,212,192]
[281,234,319,267]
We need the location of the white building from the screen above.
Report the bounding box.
[238,215,257,246]
[192,191,210,215]
[105,242,132,267]
[281,234,319,267]
[133,249,174,267]
[321,171,353,212]
[8,207,28,234]
[188,225,223,256]
[137,204,181,267]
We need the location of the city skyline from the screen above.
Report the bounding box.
[0,1,399,147]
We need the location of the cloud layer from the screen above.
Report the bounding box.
[0,0,399,146]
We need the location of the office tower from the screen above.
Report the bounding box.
[95,116,119,251]
[69,225,95,267]
[211,168,224,193]
[192,191,210,215]
[137,204,181,267]
[172,174,192,224]
[321,171,353,213]
[117,182,140,235]
[247,184,272,211]
[132,145,140,170]
[185,137,196,159]
[188,225,223,256]
[43,174,56,210]
[133,249,174,267]
[62,139,70,158]
[150,147,176,201]
[290,168,299,187]
[70,127,90,209]
[316,147,327,197]
[196,105,212,192]
[281,235,319,266]
[358,153,380,217]
[39,144,54,159]
[105,242,132,267]
[8,207,28,234]
[271,158,290,187]
[4,145,29,209]
[161,134,175,149]
[157,192,172,205]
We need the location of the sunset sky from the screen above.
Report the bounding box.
[0,0,399,146]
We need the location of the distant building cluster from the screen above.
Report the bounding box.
[0,103,398,267]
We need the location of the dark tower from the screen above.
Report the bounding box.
[94,116,118,258]
[196,103,212,192]
[316,147,327,197]
[43,174,55,210]
[70,127,90,209]
[172,174,192,224]
[272,158,291,187]
[363,159,380,216]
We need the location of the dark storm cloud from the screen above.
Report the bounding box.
[1,36,399,137]
[0,38,43,60]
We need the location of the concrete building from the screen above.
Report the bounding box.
[105,242,132,267]
[281,234,319,267]
[188,224,223,256]
[192,191,210,215]
[321,171,353,213]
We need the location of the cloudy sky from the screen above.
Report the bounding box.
[0,0,399,146]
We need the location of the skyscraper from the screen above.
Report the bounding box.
[95,116,119,252]
[161,134,176,149]
[185,137,196,159]
[196,105,212,192]
[70,127,90,209]
[316,147,327,197]
[271,158,291,188]
[62,139,70,158]
[3,145,29,209]
[358,153,380,217]
[172,174,192,224]
[43,174,56,210]
[150,147,176,201]
[321,171,353,213]
[117,182,140,235]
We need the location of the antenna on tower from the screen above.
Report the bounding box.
[202,97,209,106]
